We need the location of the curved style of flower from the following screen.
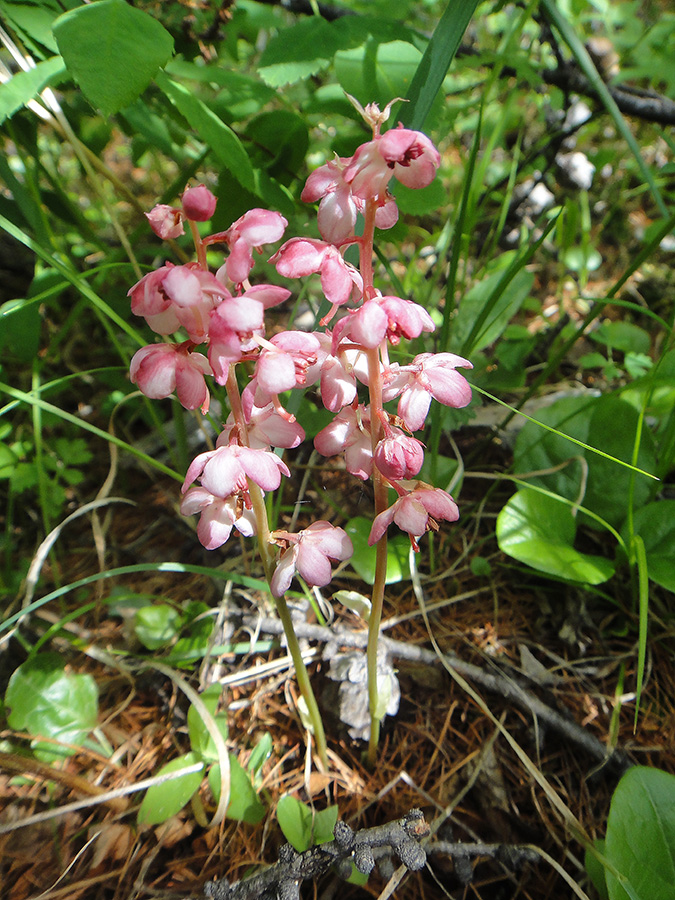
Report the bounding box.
[368,484,460,551]
[270,521,353,597]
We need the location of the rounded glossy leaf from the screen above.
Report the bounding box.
[187,684,228,763]
[496,488,614,584]
[605,767,675,900]
[5,653,98,760]
[134,604,182,651]
[624,500,675,593]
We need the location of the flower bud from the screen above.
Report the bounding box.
[181,184,217,221]
[374,432,424,480]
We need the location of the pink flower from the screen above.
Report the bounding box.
[206,209,288,284]
[146,204,184,240]
[384,352,473,432]
[374,430,424,481]
[344,125,441,200]
[314,405,372,480]
[270,521,353,597]
[368,484,459,548]
[180,488,256,550]
[182,441,290,498]
[128,263,226,343]
[222,402,305,450]
[271,238,362,310]
[378,296,435,344]
[181,184,217,221]
[331,295,435,352]
[130,343,212,412]
[301,157,357,244]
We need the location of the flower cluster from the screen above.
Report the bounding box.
[128,99,472,598]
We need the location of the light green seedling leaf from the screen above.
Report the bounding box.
[138,752,204,825]
[5,653,98,761]
[624,500,675,593]
[334,590,371,621]
[312,805,339,845]
[496,488,614,584]
[54,0,174,116]
[187,684,228,764]
[277,795,313,851]
[208,756,266,824]
[134,604,183,651]
[247,733,273,778]
[585,839,609,900]
[605,766,675,900]
[0,56,65,125]
[345,516,411,585]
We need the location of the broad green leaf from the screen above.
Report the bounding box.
[0,0,62,53]
[138,752,204,825]
[133,604,183,651]
[496,489,615,584]
[5,653,98,761]
[187,684,228,763]
[311,805,339,845]
[0,56,65,125]
[345,516,411,585]
[258,18,341,87]
[247,733,273,777]
[624,501,675,593]
[208,756,265,824]
[0,299,41,363]
[605,767,675,900]
[591,321,651,355]
[155,71,255,193]
[53,0,174,116]
[277,795,313,851]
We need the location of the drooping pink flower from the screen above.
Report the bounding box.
[374,430,425,481]
[331,301,389,351]
[182,442,290,498]
[221,403,305,450]
[146,204,184,240]
[384,353,473,432]
[302,156,358,244]
[128,263,226,343]
[181,184,217,221]
[378,295,435,344]
[368,484,459,548]
[130,343,212,412]
[270,521,353,597]
[180,487,256,550]
[271,238,362,310]
[206,209,288,284]
[344,125,441,200]
[314,405,372,480]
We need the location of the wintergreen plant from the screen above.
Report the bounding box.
[128,97,472,767]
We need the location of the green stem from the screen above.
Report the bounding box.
[224,367,329,770]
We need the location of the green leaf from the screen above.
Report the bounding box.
[138,752,204,825]
[208,756,266,824]
[591,321,651,355]
[513,395,657,530]
[187,684,228,763]
[399,0,481,131]
[624,500,675,593]
[277,795,313,852]
[605,767,675,900]
[258,18,341,87]
[134,604,183,650]
[0,56,65,125]
[496,488,615,584]
[311,805,339,845]
[450,265,534,354]
[155,70,255,193]
[0,299,41,363]
[585,840,610,900]
[345,516,411,585]
[53,0,174,117]
[244,110,309,184]
[5,653,98,761]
